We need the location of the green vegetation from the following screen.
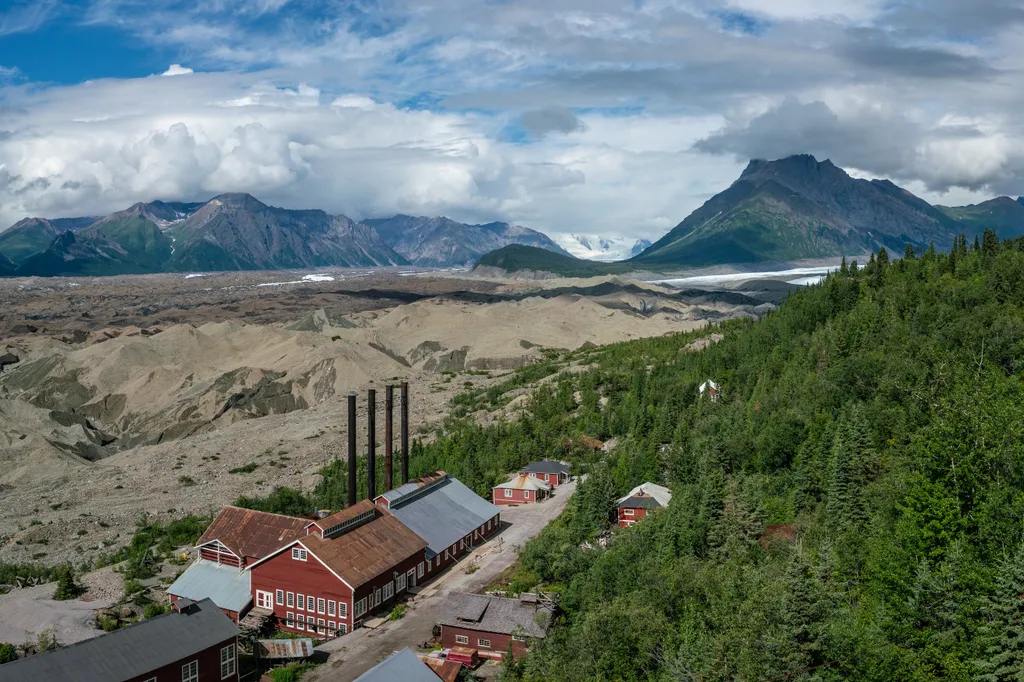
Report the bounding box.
[143,601,171,619]
[0,642,17,664]
[51,567,82,601]
[388,603,407,621]
[266,662,316,682]
[475,244,629,277]
[229,462,260,474]
[178,475,196,486]
[99,514,210,582]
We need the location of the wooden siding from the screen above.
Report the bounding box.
[493,487,546,506]
[617,507,648,527]
[440,625,529,662]
[122,636,238,682]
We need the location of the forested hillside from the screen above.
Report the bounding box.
[240,231,1024,680]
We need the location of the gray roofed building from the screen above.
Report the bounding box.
[353,647,441,682]
[437,593,552,639]
[380,473,500,559]
[0,598,239,682]
[519,460,570,475]
[167,559,253,614]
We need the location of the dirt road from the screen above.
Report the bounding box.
[307,479,577,682]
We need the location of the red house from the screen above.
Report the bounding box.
[0,598,239,682]
[194,506,309,568]
[437,593,552,662]
[616,482,672,527]
[518,460,571,487]
[246,500,428,638]
[492,474,552,506]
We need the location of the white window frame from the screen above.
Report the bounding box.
[455,635,469,645]
[297,594,304,610]
[355,598,367,616]
[374,588,381,607]
[318,617,326,634]
[328,600,336,617]
[287,591,294,607]
[182,660,199,682]
[275,589,284,606]
[396,573,406,592]
[256,590,274,609]
[286,612,295,626]
[504,488,512,498]
[328,620,336,635]
[524,490,530,499]
[418,562,424,579]
[339,601,347,618]
[478,638,491,648]
[427,557,432,570]
[144,678,156,682]
[292,547,307,561]
[220,643,237,679]
[512,633,526,642]
[339,623,347,634]
[624,509,635,516]
[297,613,305,630]
[383,582,394,600]
[318,598,326,614]
[307,594,315,611]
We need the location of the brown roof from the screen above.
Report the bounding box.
[422,657,462,682]
[198,506,309,560]
[299,511,427,588]
[307,500,378,532]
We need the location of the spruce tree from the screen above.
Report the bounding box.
[977,542,1024,681]
[905,244,916,260]
[840,256,848,276]
[708,479,762,563]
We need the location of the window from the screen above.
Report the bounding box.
[455,635,469,645]
[328,621,336,635]
[624,509,635,516]
[256,590,274,609]
[318,618,326,634]
[478,639,491,648]
[339,623,347,635]
[220,644,237,679]
[275,589,284,606]
[427,557,432,570]
[504,488,512,498]
[297,594,304,610]
[355,598,367,616]
[287,592,294,607]
[417,562,424,579]
[524,490,530,499]
[339,601,347,618]
[396,573,406,592]
[328,600,336,617]
[383,582,394,600]
[297,614,305,630]
[182,660,199,682]
[318,598,326,614]
[374,588,381,607]
[286,612,295,626]
[292,547,307,561]
[512,634,526,642]
[307,595,315,611]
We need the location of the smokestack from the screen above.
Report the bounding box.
[385,385,394,492]
[367,388,376,500]
[401,381,410,484]
[347,392,357,507]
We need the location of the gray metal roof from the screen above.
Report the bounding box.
[519,460,570,475]
[386,476,500,558]
[167,559,252,613]
[617,496,663,510]
[437,593,552,639]
[0,598,239,682]
[353,648,440,682]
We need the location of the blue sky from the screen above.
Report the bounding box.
[0,0,1022,240]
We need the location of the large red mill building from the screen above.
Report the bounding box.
[169,383,501,636]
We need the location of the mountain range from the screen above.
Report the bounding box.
[559,235,652,261]
[0,195,568,277]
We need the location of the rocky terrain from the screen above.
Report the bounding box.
[0,267,778,568]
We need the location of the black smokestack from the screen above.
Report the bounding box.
[367,388,376,500]
[347,392,357,507]
[385,385,394,492]
[401,381,410,484]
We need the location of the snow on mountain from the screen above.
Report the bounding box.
[557,234,653,261]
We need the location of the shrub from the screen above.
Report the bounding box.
[267,662,313,682]
[388,604,407,621]
[0,642,16,664]
[178,476,196,486]
[229,463,259,474]
[144,602,171,619]
[97,614,119,632]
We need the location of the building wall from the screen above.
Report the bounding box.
[617,507,648,527]
[249,547,354,638]
[493,487,545,506]
[351,550,426,628]
[123,636,238,682]
[198,545,241,567]
[520,471,567,487]
[421,514,501,580]
[440,625,528,662]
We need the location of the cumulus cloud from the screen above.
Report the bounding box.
[519,107,585,136]
[161,64,194,76]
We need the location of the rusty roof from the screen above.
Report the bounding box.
[197,506,309,561]
[308,500,377,532]
[256,638,314,659]
[300,512,427,588]
[423,657,462,682]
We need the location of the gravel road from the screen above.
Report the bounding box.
[306,479,577,682]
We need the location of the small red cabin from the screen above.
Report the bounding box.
[518,460,571,487]
[437,593,552,662]
[616,482,672,527]
[493,474,552,506]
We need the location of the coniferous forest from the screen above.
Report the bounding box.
[240,231,1024,680]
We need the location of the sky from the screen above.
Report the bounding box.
[0,0,1022,242]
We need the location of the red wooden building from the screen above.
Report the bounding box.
[436,593,552,662]
[246,500,428,638]
[492,474,552,506]
[518,460,571,487]
[195,506,309,568]
[616,482,673,527]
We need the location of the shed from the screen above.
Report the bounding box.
[353,648,446,682]
[437,593,552,661]
[167,559,252,622]
[493,474,552,506]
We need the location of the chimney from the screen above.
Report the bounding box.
[385,384,394,492]
[401,381,410,484]
[347,392,357,507]
[367,388,376,500]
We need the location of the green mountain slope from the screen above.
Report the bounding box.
[0,219,65,265]
[937,196,1024,238]
[84,214,173,271]
[15,230,152,277]
[0,251,15,276]
[475,244,628,277]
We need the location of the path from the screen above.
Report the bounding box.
[307,479,577,682]
[0,582,115,646]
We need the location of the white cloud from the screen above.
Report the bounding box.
[161,64,194,76]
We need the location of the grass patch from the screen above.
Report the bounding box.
[229,463,259,474]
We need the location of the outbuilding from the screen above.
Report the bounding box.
[518,460,571,487]
[493,474,552,506]
[168,559,253,623]
[616,482,673,527]
[354,648,453,682]
[437,592,552,662]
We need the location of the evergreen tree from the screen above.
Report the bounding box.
[976,542,1024,681]
[52,566,81,601]
[779,549,828,679]
[0,642,16,664]
[708,479,762,563]
[974,235,982,252]
[904,244,916,260]
[840,256,848,276]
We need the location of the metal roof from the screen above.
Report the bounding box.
[617,496,663,510]
[167,559,252,613]
[256,638,315,659]
[353,648,441,682]
[519,460,570,475]
[197,506,309,561]
[0,598,238,682]
[376,471,448,505]
[437,593,552,639]
[616,482,672,508]
[494,474,552,492]
[384,474,500,558]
